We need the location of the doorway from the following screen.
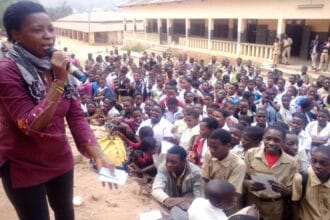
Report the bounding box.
[285,20,304,56]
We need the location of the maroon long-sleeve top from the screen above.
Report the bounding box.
[0,58,98,188]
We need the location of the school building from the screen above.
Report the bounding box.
[53,12,143,45]
[119,0,330,62]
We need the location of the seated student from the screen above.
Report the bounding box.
[201,129,246,212]
[164,97,184,124]
[206,103,220,118]
[232,126,264,160]
[238,115,253,128]
[188,180,239,220]
[137,105,174,144]
[128,137,158,177]
[224,100,239,127]
[234,99,254,122]
[188,117,219,166]
[279,94,294,124]
[244,125,299,220]
[292,145,330,220]
[179,109,200,150]
[151,146,201,211]
[229,124,245,148]
[252,107,268,129]
[212,109,230,130]
[305,109,330,147]
[290,112,312,167]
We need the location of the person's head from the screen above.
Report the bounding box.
[184,109,199,129]
[3,1,52,57]
[301,65,308,74]
[179,76,192,90]
[316,109,329,128]
[166,146,187,175]
[283,132,299,156]
[200,117,219,138]
[138,126,154,140]
[311,145,330,182]
[238,115,252,127]
[166,97,179,113]
[212,108,229,128]
[238,99,250,115]
[290,112,307,134]
[242,126,264,150]
[87,102,96,115]
[150,104,164,124]
[224,100,236,116]
[132,107,143,124]
[206,103,220,117]
[227,83,236,96]
[193,103,203,116]
[205,180,236,210]
[184,91,194,104]
[323,77,330,90]
[277,78,286,91]
[133,92,143,107]
[203,94,214,106]
[263,125,286,156]
[255,108,267,127]
[289,74,297,85]
[281,94,291,110]
[229,124,245,147]
[140,137,157,154]
[102,97,116,112]
[208,128,232,160]
[122,97,134,115]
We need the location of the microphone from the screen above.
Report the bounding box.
[46,48,87,83]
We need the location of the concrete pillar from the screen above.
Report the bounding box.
[157,18,162,34]
[277,18,286,38]
[185,18,190,48]
[237,18,247,56]
[133,18,137,39]
[208,18,214,51]
[167,18,173,45]
[89,32,95,45]
[144,19,147,41]
[228,19,234,40]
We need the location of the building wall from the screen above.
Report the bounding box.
[122,0,330,19]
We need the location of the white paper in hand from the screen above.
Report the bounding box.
[139,209,162,220]
[98,167,128,185]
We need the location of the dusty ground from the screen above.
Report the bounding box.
[0,125,164,220]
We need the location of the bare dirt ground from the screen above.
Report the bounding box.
[0,37,163,220]
[0,125,163,220]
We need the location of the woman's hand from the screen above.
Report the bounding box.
[269,181,290,196]
[244,180,266,192]
[51,50,69,81]
[94,153,117,189]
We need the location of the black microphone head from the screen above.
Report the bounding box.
[46,48,57,58]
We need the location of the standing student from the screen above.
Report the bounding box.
[292,145,330,220]
[244,125,299,220]
[201,129,246,212]
[282,34,293,65]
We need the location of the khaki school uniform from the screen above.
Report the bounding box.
[292,166,330,220]
[201,151,246,194]
[244,147,298,220]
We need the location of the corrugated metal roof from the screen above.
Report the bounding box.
[119,0,184,7]
[53,21,124,32]
[56,12,124,23]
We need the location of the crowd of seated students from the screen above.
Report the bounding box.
[75,48,330,220]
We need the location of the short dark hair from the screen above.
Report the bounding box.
[243,126,264,143]
[140,137,157,152]
[166,97,179,106]
[264,125,286,140]
[201,117,219,130]
[3,1,47,42]
[209,128,232,145]
[312,144,330,159]
[272,121,290,132]
[213,108,229,118]
[185,109,200,119]
[138,126,154,138]
[167,145,187,160]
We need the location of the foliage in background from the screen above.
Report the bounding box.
[46,1,73,21]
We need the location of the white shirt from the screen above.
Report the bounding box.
[179,124,200,150]
[137,117,174,144]
[188,197,228,220]
[297,130,312,152]
[305,121,330,145]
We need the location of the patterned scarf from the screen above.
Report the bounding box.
[7,44,78,103]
